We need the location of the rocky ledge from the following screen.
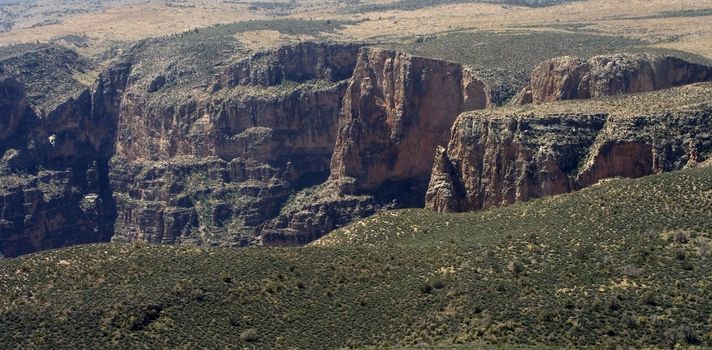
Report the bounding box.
[264,47,492,245]
[513,53,712,104]
[426,82,712,212]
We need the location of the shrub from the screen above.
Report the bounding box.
[509,260,525,276]
[607,296,622,311]
[673,247,686,261]
[240,328,259,342]
[420,274,447,294]
[673,231,690,244]
[641,292,657,306]
[697,239,711,257]
[622,265,643,278]
[665,326,701,347]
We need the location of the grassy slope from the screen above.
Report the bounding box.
[1,167,712,349]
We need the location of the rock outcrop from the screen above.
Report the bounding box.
[108,42,360,246]
[513,53,712,104]
[2,41,365,255]
[330,48,491,195]
[0,75,117,257]
[426,82,712,212]
[264,47,492,244]
[216,42,362,88]
[5,39,712,257]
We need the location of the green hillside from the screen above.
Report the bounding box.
[1,166,712,349]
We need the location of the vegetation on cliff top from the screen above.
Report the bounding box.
[0,43,94,113]
[2,165,712,349]
[386,30,712,103]
[495,82,712,116]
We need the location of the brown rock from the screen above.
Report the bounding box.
[514,53,712,104]
[268,48,493,244]
[426,90,712,213]
[217,42,362,88]
[329,47,491,193]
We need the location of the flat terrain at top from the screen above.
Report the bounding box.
[0,0,711,60]
[489,82,712,116]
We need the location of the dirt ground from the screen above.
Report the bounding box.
[0,0,710,59]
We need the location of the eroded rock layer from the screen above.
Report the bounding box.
[0,72,118,257]
[3,40,712,256]
[514,53,712,104]
[264,47,492,244]
[427,82,712,212]
[109,42,359,246]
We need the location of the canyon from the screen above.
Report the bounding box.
[1,41,712,257]
[426,83,712,212]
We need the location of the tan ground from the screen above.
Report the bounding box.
[0,0,710,59]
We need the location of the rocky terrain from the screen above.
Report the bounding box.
[0,53,116,257]
[109,42,362,247]
[2,34,712,257]
[426,82,712,212]
[262,47,491,245]
[513,53,712,104]
[0,22,710,256]
[0,38,493,254]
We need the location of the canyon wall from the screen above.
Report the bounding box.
[426,83,712,212]
[263,47,492,245]
[514,53,712,104]
[109,42,360,246]
[0,69,118,257]
[3,41,712,256]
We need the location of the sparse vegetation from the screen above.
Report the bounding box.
[0,43,94,112]
[341,0,582,13]
[2,166,712,348]
[386,31,711,103]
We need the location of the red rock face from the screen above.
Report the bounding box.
[425,110,712,213]
[263,48,493,245]
[515,53,712,104]
[577,141,654,187]
[105,43,370,246]
[329,48,491,193]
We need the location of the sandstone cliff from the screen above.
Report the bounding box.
[0,71,117,257]
[216,42,362,88]
[5,39,712,256]
[427,82,712,212]
[108,42,359,246]
[330,48,491,195]
[264,47,492,244]
[514,53,712,104]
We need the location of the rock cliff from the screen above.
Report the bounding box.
[0,61,117,257]
[426,82,712,212]
[216,42,362,88]
[514,53,712,104]
[330,48,491,195]
[264,47,492,244]
[108,42,360,246]
[4,39,712,256]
